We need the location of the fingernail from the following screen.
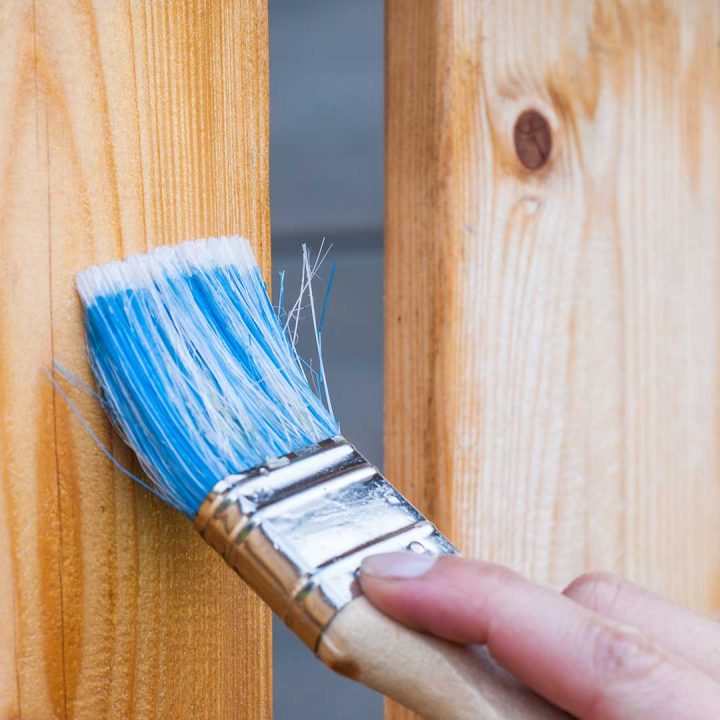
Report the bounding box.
[360,552,437,579]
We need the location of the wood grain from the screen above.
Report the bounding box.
[0,1,271,718]
[386,1,720,717]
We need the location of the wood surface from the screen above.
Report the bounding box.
[385,1,720,718]
[0,1,271,718]
[319,597,568,720]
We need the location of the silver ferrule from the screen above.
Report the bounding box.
[194,435,457,651]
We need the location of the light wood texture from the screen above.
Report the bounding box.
[386,1,720,718]
[0,1,271,718]
[319,597,568,720]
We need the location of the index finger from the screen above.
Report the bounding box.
[360,554,720,719]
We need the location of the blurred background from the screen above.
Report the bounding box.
[269,1,384,718]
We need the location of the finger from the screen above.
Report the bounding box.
[360,553,720,720]
[564,572,720,681]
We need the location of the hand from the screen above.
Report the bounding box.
[359,553,720,719]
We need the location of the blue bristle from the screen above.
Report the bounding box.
[76,236,340,518]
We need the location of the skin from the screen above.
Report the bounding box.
[359,553,720,719]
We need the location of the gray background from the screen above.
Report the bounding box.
[270,1,385,718]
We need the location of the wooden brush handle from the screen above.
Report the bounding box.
[318,597,569,720]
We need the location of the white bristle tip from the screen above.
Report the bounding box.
[76,236,257,305]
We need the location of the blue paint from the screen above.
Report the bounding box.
[76,237,339,518]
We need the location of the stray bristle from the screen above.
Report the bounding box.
[77,236,339,517]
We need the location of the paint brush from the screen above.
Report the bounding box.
[74,236,564,720]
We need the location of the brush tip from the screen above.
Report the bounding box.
[76,236,256,304]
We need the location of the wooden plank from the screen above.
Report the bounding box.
[385,1,720,717]
[0,1,271,718]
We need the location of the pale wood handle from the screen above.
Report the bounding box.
[318,597,569,720]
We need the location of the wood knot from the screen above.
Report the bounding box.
[513,109,552,170]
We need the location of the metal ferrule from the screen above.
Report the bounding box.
[194,435,457,651]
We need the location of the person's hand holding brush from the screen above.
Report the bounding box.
[360,554,720,719]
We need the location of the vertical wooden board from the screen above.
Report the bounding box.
[0,1,272,718]
[386,1,720,716]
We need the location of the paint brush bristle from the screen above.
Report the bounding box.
[76,236,339,517]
